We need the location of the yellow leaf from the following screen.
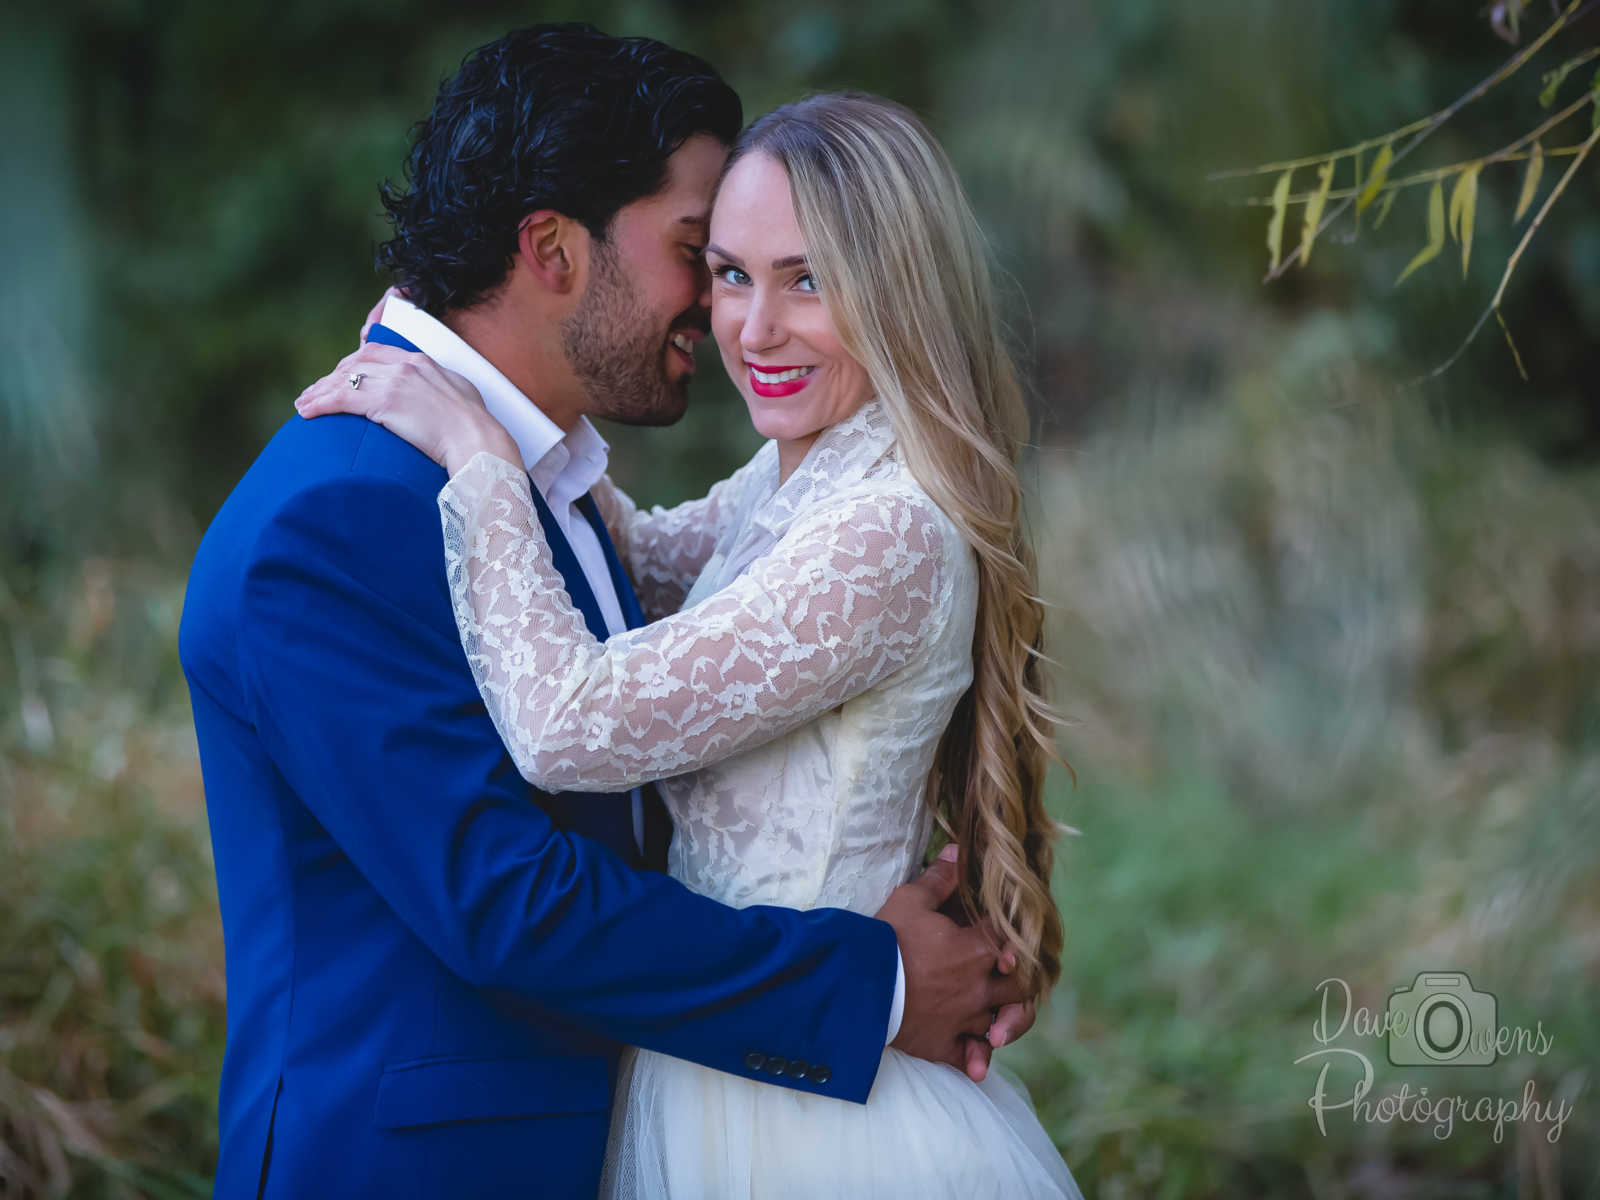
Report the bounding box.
[1357,142,1393,214]
[1448,170,1466,243]
[1514,140,1544,222]
[1299,159,1335,267]
[1353,148,1364,234]
[1267,169,1292,271]
[1456,163,1480,276]
[1396,178,1446,286]
[1373,190,1398,229]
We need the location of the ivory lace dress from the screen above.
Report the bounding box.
[437,399,1079,1199]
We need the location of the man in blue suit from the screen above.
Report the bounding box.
[180,25,1032,1198]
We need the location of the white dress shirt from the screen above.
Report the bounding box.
[378,296,906,1044]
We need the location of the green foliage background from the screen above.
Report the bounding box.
[3,1,1597,1196]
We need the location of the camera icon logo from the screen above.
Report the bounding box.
[1387,971,1497,1066]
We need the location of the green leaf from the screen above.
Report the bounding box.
[1514,141,1544,223]
[1300,159,1335,267]
[1396,178,1445,286]
[1450,163,1480,276]
[1540,52,1593,108]
[1267,168,1292,272]
[1373,190,1398,229]
[1356,142,1393,214]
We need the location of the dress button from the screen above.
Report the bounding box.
[809,1064,831,1085]
[786,1059,810,1078]
[743,1051,766,1071]
[765,1056,788,1075]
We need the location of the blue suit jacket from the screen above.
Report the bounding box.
[179,332,898,1198]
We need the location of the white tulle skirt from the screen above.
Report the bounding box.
[599,1045,1082,1199]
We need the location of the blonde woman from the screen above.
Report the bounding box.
[299,93,1078,1198]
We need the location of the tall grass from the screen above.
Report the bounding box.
[1021,317,1599,1197]
[2,566,223,1198]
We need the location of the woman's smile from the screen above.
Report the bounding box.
[747,362,817,396]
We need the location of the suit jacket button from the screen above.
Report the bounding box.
[786,1059,810,1078]
[809,1064,831,1085]
[765,1056,788,1075]
[744,1052,766,1071]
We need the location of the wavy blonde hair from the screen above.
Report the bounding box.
[729,93,1067,997]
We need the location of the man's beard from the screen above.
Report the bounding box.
[560,241,701,427]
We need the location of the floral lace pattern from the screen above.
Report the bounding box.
[587,451,769,623]
[438,399,979,914]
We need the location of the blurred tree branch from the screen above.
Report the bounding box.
[1212,0,1599,379]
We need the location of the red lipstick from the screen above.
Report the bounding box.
[747,363,816,398]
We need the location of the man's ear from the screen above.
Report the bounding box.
[515,210,589,295]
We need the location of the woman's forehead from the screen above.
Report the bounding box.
[710,153,804,251]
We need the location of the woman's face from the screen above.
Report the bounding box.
[706,152,872,471]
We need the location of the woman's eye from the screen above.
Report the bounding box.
[795,273,820,294]
[713,264,751,286]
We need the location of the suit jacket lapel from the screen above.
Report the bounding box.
[523,489,611,641]
[365,322,420,353]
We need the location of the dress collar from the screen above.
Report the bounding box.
[750,397,899,540]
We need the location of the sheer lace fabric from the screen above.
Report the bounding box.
[439,400,973,915]
[587,454,761,623]
[437,399,1079,1197]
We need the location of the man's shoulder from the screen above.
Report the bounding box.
[187,417,447,604]
[181,417,452,688]
[260,414,447,499]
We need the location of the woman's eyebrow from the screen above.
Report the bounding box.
[704,245,811,272]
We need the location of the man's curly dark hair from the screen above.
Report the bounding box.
[376,24,742,316]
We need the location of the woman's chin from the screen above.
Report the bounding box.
[741,400,811,444]
[743,407,788,443]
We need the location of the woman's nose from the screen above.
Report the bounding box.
[740,291,782,352]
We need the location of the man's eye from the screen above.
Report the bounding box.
[682,244,707,261]
[713,264,750,286]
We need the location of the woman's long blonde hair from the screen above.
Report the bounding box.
[729,94,1067,996]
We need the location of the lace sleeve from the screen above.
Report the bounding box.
[439,451,949,793]
[589,453,764,620]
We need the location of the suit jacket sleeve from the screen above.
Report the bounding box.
[236,469,896,1103]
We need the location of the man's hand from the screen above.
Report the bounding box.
[875,846,1029,1082]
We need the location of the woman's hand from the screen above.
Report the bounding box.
[360,287,399,344]
[294,343,520,475]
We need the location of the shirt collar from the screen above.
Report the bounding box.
[379,296,609,503]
